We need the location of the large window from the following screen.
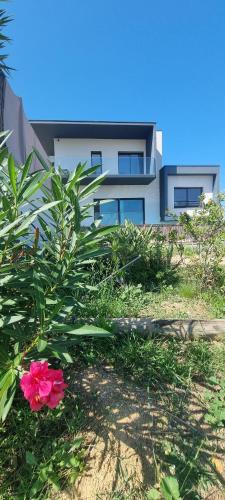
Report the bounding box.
[174,187,202,208]
[118,153,144,175]
[94,198,144,225]
[91,151,102,175]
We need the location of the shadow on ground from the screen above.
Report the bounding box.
[58,366,225,500]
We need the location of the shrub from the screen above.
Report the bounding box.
[179,194,225,289]
[0,133,115,421]
[109,222,183,289]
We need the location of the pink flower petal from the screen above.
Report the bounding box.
[29,396,44,411]
[46,391,64,409]
[20,373,38,399]
[20,361,67,412]
[30,361,49,378]
[39,380,52,398]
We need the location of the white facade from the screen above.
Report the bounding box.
[30,120,220,225]
[54,138,147,174]
[168,174,215,217]
[54,130,163,224]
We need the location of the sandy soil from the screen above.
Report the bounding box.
[57,367,225,500]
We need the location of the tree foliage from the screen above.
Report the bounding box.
[179,194,225,288]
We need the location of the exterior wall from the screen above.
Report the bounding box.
[54,136,162,225]
[83,180,160,225]
[167,174,215,217]
[54,138,147,174]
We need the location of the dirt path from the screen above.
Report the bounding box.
[56,366,225,500]
[72,367,157,499]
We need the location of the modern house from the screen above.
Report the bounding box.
[30,120,220,226]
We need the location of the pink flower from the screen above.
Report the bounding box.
[20,361,68,411]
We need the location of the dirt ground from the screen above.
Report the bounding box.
[57,366,225,500]
[140,296,212,320]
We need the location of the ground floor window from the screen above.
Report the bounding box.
[174,187,202,208]
[94,198,145,225]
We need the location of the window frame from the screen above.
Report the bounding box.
[174,187,203,208]
[94,197,145,225]
[118,152,144,175]
[91,151,102,174]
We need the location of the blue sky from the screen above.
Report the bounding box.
[5,0,225,187]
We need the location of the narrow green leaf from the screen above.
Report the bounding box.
[0,314,24,328]
[0,375,16,422]
[8,154,17,195]
[33,270,45,330]
[50,323,112,337]
[33,148,51,171]
[20,152,33,188]
[79,172,107,199]
[20,170,52,201]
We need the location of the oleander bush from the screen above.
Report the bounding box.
[0,132,116,422]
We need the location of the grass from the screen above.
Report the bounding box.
[0,384,85,499]
[77,334,225,388]
[80,280,225,320]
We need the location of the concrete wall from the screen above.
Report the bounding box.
[167,174,214,217]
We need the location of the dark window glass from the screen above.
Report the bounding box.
[188,188,202,203]
[94,199,144,225]
[120,199,144,224]
[91,152,102,175]
[174,187,202,208]
[95,200,119,225]
[118,153,144,174]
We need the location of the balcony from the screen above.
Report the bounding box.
[60,155,156,185]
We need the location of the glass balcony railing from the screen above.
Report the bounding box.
[56,156,156,180]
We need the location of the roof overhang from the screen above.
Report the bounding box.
[30,120,155,156]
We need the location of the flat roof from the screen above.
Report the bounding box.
[30,120,155,156]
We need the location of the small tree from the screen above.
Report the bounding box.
[179,194,225,288]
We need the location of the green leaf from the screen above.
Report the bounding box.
[26,451,38,465]
[20,170,51,200]
[37,338,47,352]
[33,147,51,171]
[0,376,16,422]
[50,323,112,337]
[0,369,16,421]
[19,152,33,188]
[33,270,45,330]
[146,489,161,500]
[79,172,108,199]
[0,314,24,328]
[160,476,181,500]
[8,154,17,195]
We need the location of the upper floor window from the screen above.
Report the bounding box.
[118,152,144,175]
[174,187,202,208]
[91,151,102,175]
[94,198,145,225]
